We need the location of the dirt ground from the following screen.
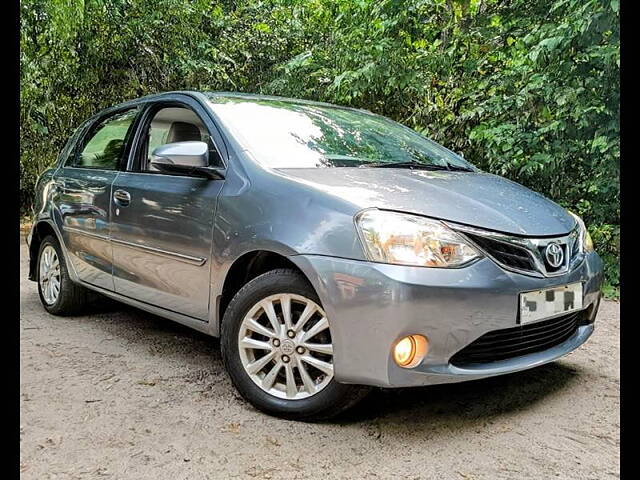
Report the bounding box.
[20,239,620,479]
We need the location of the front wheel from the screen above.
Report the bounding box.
[221,269,369,420]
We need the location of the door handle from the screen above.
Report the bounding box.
[113,189,131,206]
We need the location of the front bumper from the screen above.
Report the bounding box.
[290,252,603,388]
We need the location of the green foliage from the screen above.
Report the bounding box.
[20,0,619,293]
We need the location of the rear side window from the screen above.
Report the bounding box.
[56,124,86,167]
[72,109,138,170]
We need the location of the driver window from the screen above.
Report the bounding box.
[141,106,222,172]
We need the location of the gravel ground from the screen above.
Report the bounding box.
[20,239,620,479]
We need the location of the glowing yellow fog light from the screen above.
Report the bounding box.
[393,335,428,368]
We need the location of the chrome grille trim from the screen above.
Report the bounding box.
[446,222,584,278]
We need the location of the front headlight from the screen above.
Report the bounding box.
[568,211,594,253]
[355,209,482,267]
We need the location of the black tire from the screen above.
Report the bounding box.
[37,235,89,315]
[221,268,369,421]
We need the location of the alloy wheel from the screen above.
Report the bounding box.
[39,245,61,305]
[238,293,334,400]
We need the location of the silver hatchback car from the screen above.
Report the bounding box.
[28,91,603,420]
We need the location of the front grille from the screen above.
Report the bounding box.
[450,311,582,366]
[464,233,536,272]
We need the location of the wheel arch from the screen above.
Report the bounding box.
[28,220,61,281]
[216,250,316,336]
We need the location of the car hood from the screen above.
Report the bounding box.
[277,168,575,236]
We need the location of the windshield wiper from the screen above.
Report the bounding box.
[360,161,448,170]
[445,162,475,172]
[360,161,472,171]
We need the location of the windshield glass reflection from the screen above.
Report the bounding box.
[207,95,473,170]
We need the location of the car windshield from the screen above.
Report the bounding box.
[206,95,475,170]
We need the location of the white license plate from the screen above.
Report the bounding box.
[519,282,583,324]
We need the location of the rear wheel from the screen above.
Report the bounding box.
[221,269,369,420]
[37,235,89,315]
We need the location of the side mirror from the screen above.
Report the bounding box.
[150,142,224,179]
[152,141,208,168]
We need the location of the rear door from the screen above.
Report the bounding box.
[57,107,140,290]
[109,96,227,320]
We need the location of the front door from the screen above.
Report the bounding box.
[58,108,139,290]
[110,101,226,320]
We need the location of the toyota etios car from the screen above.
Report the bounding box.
[28,91,603,420]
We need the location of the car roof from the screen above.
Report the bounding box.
[108,90,373,115]
[202,91,368,111]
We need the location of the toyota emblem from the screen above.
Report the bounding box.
[545,242,564,268]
